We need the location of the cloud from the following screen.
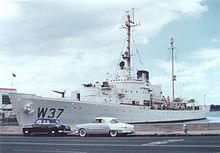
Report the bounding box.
[155,48,220,77]
[0,0,207,55]
[211,38,220,43]
[0,0,209,97]
[192,48,220,60]
[0,0,20,19]
[152,47,220,103]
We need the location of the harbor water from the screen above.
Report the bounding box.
[186,111,220,123]
[207,111,220,122]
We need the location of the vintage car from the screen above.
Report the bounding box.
[75,117,135,137]
[22,118,71,136]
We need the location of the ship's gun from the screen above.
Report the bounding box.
[53,90,66,98]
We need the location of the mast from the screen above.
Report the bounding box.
[170,38,176,102]
[122,10,140,76]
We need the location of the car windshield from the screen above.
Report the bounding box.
[110,119,120,124]
[55,119,63,124]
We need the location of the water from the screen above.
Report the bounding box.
[185,111,220,123]
[207,111,220,123]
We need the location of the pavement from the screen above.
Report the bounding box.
[2,135,220,153]
[1,124,220,136]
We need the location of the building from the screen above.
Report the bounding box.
[0,88,17,119]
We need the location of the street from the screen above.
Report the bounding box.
[1,136,220,153]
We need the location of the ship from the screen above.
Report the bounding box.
[9,11,210,126]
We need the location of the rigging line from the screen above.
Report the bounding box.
[114,37,127,73]
[121,37,126,55]
[131,36,143,65]
[161,48,171,86]
[0,104,8,111]
[165,49,171,74]
[172,47,185,98]
[118,37,127,63]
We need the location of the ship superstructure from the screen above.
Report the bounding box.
[9,11,210,126]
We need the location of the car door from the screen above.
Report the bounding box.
[32,119,43,133]
[89,119,109,134]
[99,119,110,134]
[41,119,50,133]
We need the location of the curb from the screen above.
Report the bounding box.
[131,133,220,137]
[1,132,220,137]
[0,133,23,136]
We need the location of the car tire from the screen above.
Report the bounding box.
[109,130,118,137]
[23,129,31,136]
[79,128,87,137]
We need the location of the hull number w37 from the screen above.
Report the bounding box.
[37,107,64,118]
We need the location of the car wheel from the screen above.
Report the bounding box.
[79,128,87,137]
[23,129,31,136]
[109,130,118,137]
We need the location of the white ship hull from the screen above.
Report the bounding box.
[9,93,210,126]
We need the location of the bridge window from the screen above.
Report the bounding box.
[2,95,11,104]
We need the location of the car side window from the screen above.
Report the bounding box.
[55,119,62,124]
[110,119,120,124]
[50,119,56,123]
[35,119,42,124]
[92,119,102,123]
[42,119,49,124]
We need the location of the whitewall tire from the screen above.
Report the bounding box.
[109,130,118,137]
[79,128,87,137]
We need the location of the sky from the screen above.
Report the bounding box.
[0,0,219,105]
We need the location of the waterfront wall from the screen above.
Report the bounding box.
[1,123,220,135]
[134,123,220,132]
